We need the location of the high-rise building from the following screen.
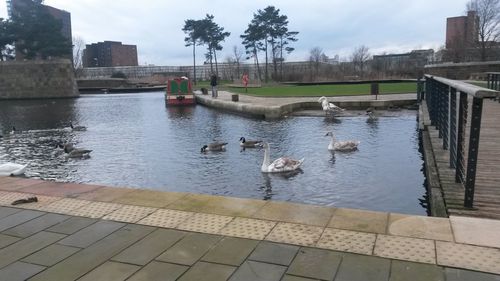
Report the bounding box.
[82,41,138,67]
[446,11,478,49]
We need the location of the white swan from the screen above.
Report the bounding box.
[201,142,228,152]
[0,162,27,176]
[318,96,344,115]
[261,142,304,173]
[239,137,263,148]
[325,132,360,151]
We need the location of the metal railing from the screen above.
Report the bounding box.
[423,74,498,208]
[487,73,500,104]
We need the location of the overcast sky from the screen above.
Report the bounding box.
[0,0,470,65]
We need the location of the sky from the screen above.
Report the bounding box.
[0,0,471,66]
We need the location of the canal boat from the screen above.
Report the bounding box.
[165,77,195,106]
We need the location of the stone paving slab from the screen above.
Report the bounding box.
[156,232,222,266]
[317,228,376,255]
[450,216,500,248]
[57,220,125,248]
[138,208,194,229]
[0,206,22,219]
[201,236,259,266]
[334,253,390,281]
[126,261,188,281]
[390,260,445,281]
[18,181,100,197]
[0,209,45,232]
[68,201,123,218]
[219,217,276,240]
[29,224,155,281]
[251,201,335,227]
[444,268,500,281]
[436,241,500,274]
[0,231,66,268]
[388,213,453,242]
[77,261,140,281]
[111,228,185,265]
[179,261,235,281]
[329,208,388,234]
[0,233,20,248]
[103,205,157,223]
[73,186,135,202]
[287,247,342,280]
[22,244,80,266]
[112,189,188,208]
[45,216,97,235]
[0,261,46,281]
[2,213,69,238]
[265,222,323,247]
[229,260,286,281]
[177,212,233,234]
[374,234,436,264]
[248,241,299,266]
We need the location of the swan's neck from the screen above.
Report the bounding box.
[262,146,271,171]
[328,135,336,150]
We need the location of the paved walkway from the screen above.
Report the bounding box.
[0,176,499,280]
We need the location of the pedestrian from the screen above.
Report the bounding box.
[210,73,218,98]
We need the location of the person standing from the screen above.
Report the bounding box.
[210,74,218,98]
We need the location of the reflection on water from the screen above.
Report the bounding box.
[0,92,427,215]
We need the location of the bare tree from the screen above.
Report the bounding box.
[467,0,500,61]
[308,47,326,80]
[72,36,85,77]
[232,45,244,79]
[351,45,370,78]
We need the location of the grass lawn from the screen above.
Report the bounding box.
[222,82,417,97]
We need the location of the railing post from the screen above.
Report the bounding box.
[442,84,449,150]
[464,97,483,208]
[455,92,468,184]
[449,88,457,168]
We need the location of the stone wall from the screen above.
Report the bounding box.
[424,61,500,80]
[0,59,79,100]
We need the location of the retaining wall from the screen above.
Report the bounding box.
[0,59,79,100]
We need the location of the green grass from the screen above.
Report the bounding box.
[224,82,417,97]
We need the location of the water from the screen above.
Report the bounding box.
[0,92,427,215]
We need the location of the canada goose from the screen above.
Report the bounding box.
[261,142,304,173]
[325,132,360,151]
[201,142,228,152]
[64,146,92,158]
[239,137,263,148]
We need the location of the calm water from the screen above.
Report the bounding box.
[0,92,427,215]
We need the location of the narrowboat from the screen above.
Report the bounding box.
[165,77,195,105]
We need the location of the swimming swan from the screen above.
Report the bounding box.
[0,162,27,176]
[201,142,228,152]
[261,142,304,173]
[318,96,344,115]
[325,132,360,151]
[239,137,263,148]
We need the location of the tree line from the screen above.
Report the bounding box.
[183,5,298,83]
[0,0,71,61]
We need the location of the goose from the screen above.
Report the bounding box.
[64,146,92,158]
[261,142,304,173]
[366,109,378,122]
[201,142,228,152]
[239,137,263,148]
[318,96,344,115]
[325,132,360,151]
[70,123,87,131]
[0,162,27,176]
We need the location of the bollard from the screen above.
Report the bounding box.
[371,83,379,100]
[231,94,239,102]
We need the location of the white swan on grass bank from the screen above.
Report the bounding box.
[325,132,360,151]
[261,142,304,173]
[0,162,27,176]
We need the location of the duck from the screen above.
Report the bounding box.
[70,122,87,131]
[318,96,344,115]
[0,162,27,176]
[325,131,360,151]
[201,142,228,152]
[239,137,263,148]
[64,146,92,158]
[261,142,304,173]
[366,108,378,122]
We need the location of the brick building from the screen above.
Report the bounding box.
[446,11,478,49]
[82,41,138,67]
[6,0,72,59]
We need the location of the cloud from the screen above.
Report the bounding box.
[2,0,470,65]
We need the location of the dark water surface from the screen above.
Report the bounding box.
[0,92,427,215]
